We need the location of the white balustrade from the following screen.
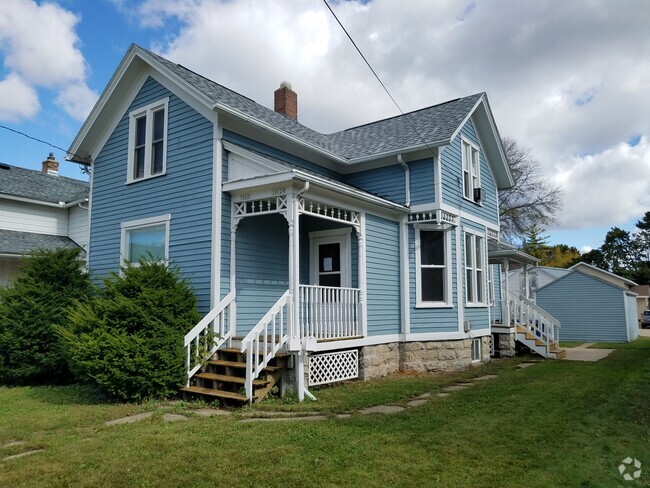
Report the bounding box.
[507,291,560,353]
[298,285,360,341]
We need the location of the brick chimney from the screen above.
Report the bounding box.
[274,81,297,120]
[41,153,59,175]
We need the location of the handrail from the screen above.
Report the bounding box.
[241,290,291,402]
[507,291,561,353]
[184,290,236,385]
[298,284,360,340]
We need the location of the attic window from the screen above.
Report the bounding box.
[461,137,480,202]
[127,98,169,183]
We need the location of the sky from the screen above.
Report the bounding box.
[0,0,649,253]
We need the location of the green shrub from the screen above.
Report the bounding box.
[59,258,201,402]
[0,248,93,385]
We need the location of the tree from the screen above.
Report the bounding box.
[521,224,550,260]
[634,211,650,262]
[601,227,637,273]
[0,248,93,385]
[499,137,563,242]
[544,244,580,268]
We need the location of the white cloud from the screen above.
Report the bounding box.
[579,246,592,255]
[117,0,650,231]
[0,73,39,120]
[55,83,100,122]
[0,0,98,121]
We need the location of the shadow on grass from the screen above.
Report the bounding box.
[589,335,650,349]
[17,384,108,406]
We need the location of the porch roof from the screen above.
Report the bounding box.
[488,240,539,266]
[0,229,84,257]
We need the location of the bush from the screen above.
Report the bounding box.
[59,258,201,402]
[0,248,93,385]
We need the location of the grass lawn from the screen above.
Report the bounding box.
[1,348,648,488]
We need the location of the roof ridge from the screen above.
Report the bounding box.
[1,163,89,187]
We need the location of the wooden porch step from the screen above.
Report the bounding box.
[194,372,269,386]
[181,386,254,402]
[219,348,288,358]
[208,359,281,373]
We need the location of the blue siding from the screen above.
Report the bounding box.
[491,264,503,322]
[408,226,458,333]
[537,272,629,342]
[222,130,341,179]
[461,219,490,330]
[409,158,435,205]
[344,164,406,204]
[90,77,214,312]
[441,119,499,222]
[365,214,401,335]
[235,214,289,336]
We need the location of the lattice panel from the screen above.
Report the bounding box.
[308,350,359,386]
[489,335,495,357]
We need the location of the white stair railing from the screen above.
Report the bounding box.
[184,290,236,385]
[299,284,360,340]
[508,291,561,354]
[241,290,291,402]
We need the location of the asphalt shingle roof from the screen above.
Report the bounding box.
[0,164,89,204]
[0,229,84,256]
[141,46,482,161]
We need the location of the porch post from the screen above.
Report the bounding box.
[287,191,305,402]
[503,258,510,326]
[357,214,367,337]
[522,263,529,299]
[230,219,239,339]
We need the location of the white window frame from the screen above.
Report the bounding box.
[461,137,480,202]
[127,98,169,184]
[471,337,482,362]
[415,225,453,308]
[309,228,352,288]
[465,230,487,307]
[488,264,496,305]
[120,214,171,266]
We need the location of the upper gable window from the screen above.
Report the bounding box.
[127,98,169,183]
[461,138,480,202]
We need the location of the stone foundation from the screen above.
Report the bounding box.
[493,331,516,358]
[359,336,491,380]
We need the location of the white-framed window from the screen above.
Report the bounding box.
[415,226,452,307]
[309,228,352,288]
[471,337,482,362]
[488,265,496,305]
[120,214,171,265]
[127,98,169,183]
[461,137,480,201]
[465,231,486,306]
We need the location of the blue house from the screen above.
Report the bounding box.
[68,45,560,402]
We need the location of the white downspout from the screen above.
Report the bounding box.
[398,154,410,207]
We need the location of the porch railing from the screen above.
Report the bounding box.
[298,284,360,341]
[241,290,291,402]
[184,290,236,385]
[507,291,560,354]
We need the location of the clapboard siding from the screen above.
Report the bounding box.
[491,264,502,322]
[626,293,640,341]
[90,76,214,312]
[343,164,406,204]
[537,272,628,342]
[235,214,288,336]
[67,205,88,249]
[365,214,401,335]
[441,119,499,223]
[408,225,458,333]
[222,130,341,179]
[0,200,68,236]
[409,158,435,205]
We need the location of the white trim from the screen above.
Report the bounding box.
[400,215,410,334]
[211,116,222,307]
[456,225,464,332]
[461,136,481,204]
[86,161,94,266]
[471,337,482,362]
[126,97,169,184]
[309,228,352,288]
[449,96,484,143]
[120,214,171,265]
[464,228,488,307]
[409,202,500,232]
[414,225,452,307]
[359,212,368,337]
[434,150,443,205]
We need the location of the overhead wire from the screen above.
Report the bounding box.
[0,123,89,165]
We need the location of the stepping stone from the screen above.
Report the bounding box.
[359,405,405,415]
[336,414,352,419]
[191,408,232,417]
[241,411,323,418]
[2,441,25,449]
[406,399,428,407]
[472,375,498,381]
[164,400,185,406]
[414,392,431,400]
[441,385,469,392]
[437,393,450,398]
[2,449,45,462]
[240,415,327,423]
[163,413,188,422]
[517,362,538,369]
[105,412,154,426]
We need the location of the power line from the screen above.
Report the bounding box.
[0,123,89,164]
[321,0,438,157]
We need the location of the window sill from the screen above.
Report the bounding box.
[465,303,488,308]
[415,303,454,309]
[126,171,166,185]
[461,196,483,206]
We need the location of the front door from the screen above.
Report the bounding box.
[309,229,351,288]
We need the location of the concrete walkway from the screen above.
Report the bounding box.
[563,343,614,362]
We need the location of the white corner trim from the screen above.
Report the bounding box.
[400,215,410,334]
[456,225,464,332]
[211,115,222,307]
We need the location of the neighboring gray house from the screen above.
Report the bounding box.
[0,155,89,286]
[521,262,641,343]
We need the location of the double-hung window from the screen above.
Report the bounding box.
[128,98,169,183]
[465,232,486,306]
[120,214,171,265]
[462,138,480,201]
[416,227,451,307]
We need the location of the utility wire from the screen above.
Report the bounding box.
[321,0,438,157]
[0,123,89,164]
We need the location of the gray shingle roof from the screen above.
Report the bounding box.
[0,229,84,256]
[0,164,89,204]
[141,46,482,161]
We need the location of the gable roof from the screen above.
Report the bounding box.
[570,262,637,287]
[0,164,89,205]
[0,229,84,256]
[69,44,513,187]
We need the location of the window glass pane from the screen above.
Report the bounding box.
[476,270,484,302]
[134,147,145,179]
[471,147,478,174]
[420,231,444,265]
[135,116,146,146]
[152,141,164,174]
[466,269,473,302]
[127,224,166,262]
[318,243,340,272]
[464,171,471,198]
[153,109,165,141]
[319,273,341,287]
[465,234,473,267]
[475,237,483,269]
[421,268,443,302]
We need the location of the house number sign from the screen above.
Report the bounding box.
[272,187,286,196]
